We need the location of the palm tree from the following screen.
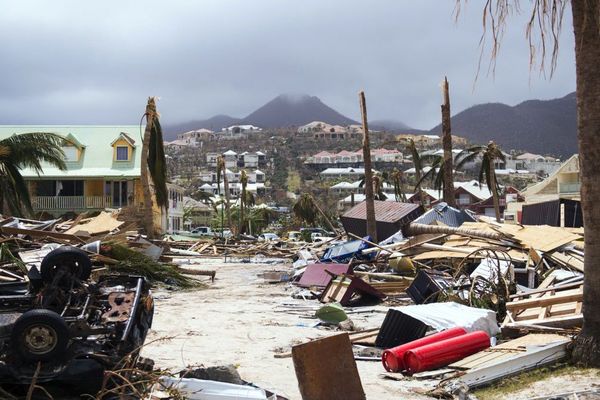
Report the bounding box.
[358,173,388,201]
[390,168,407,202]
[292,192,338,233]
[456,141,505,222]
[417,154,446,196]
[293,193,319,227]
[406,139,426,207]
[238,169,248,237]
[0,132,66,216]
[141,97,169,239]
[217,156,232,231]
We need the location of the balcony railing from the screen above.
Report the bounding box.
[32,195,115,210]
[559,183,581,194]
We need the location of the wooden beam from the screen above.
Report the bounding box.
[507,289,583,311]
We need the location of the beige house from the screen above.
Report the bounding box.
[505,154,580,221]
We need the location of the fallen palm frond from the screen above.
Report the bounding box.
[102,242,205,289]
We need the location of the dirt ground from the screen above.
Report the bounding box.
[141,257,600,400]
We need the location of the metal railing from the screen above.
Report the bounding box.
[32,195,114,210]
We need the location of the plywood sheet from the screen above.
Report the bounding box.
[292,334,366,400]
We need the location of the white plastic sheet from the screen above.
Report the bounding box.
[156,377,271,400]
[393,302,500,337]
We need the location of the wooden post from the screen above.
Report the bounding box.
[441,77,457,207]
[359,91,377,242]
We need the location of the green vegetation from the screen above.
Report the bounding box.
[103,242,205,289]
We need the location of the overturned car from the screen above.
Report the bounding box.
[0,246,154,393]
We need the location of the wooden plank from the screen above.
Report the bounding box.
[507,289,583,312]
[509,281,582,299]
[292,334,366,400]
[0,226,89,242]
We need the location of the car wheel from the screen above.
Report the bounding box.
[40,246,92,284]
[12,309,70,363]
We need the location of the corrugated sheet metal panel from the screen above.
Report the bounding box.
[413,202,476,227]
[340,201,424,241]
[521,199,583,227]
[375,309,428,348]
[521,200,560,226]
[342,201,422,224]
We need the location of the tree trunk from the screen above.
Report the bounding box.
[240,187,245,236]
[489,156,501,222]
[441,77,456,207]
[222,164,232,231]
[571,0,600,366]
[359,91,377,242]
[415,168,425,208]
[141,99,155,239]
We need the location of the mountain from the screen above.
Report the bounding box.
[370,119,412,132]
[243,94,357,128]
[164,94,413,140]
[429,92,577,157]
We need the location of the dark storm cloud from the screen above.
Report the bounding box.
[0,0,575,129]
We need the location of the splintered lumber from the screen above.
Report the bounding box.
[353,271,413,282]
[0,226,89,242]
[506,288,583,312]
[504,285,583,329]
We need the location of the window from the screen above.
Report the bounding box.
[116,146,129,161]
[62,146,78,162]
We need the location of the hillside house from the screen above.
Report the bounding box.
[504,152,562,176]
[182,196,213,229]
[320,167,378,180]
[453,181,492,207]
[505,154,580,222]
[166,183,185,233]
[306,148,402,167]
[176,129,214,146]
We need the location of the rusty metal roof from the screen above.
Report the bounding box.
[342,200,421,223]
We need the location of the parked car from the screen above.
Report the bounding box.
[286,231,302,241]
[258,233,280,242]
[190,226,213,236]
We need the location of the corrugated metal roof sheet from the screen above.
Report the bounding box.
[413,202,476,227]
[342,200,421,224]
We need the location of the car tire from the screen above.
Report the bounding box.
[12,309,70,363]
[40,246,92,283]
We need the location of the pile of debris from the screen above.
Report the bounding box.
[269,202,588,398]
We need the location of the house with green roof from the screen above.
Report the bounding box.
[0,126,185,233]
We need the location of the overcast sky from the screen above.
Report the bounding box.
[0,1,575,129]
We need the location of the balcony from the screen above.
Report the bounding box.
[559,183,581,194]
[32,195,116,211]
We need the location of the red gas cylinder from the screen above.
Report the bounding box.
[404,330,491,374]
[381,327,468,372]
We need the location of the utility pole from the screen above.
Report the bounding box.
[441,77,457,207]
[359,91,377,242]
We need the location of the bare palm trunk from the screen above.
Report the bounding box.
[240,187,245,236]
[571,0,600,366]
[222,165,232,231]
[489,156,501,222]
[359,91,377,242]
[441,77,456,207]
[415,168,425,208]
[141,100,155,239]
